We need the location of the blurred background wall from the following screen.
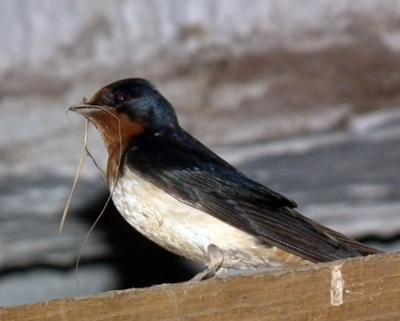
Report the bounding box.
[1,0,400,307]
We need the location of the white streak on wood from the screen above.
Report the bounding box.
[330,264,344,306]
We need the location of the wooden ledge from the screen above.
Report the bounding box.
[1,253,399,321]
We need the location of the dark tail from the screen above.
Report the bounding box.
[318,223,382,257]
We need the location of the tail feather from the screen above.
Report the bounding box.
[319,224,382,256]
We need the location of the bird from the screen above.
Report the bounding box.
[70,78,381,279]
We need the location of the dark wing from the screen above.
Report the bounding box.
[125,128,380,262]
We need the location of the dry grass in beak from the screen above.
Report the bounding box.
[59,119,90,234]
[61,104,123,287]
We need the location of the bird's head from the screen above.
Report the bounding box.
[69,78,178,155]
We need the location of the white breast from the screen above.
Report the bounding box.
[110,167,306,268]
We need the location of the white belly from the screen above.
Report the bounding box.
[111,167,306,268]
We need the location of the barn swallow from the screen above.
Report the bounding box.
[70,78,380,279]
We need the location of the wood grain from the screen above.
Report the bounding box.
[1,253,399,321]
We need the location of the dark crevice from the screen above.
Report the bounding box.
[358,233,400,245]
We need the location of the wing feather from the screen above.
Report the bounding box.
[125,128,380,262]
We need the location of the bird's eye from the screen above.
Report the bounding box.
[113,90,130,105]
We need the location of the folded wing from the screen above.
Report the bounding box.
[125,128,380,262]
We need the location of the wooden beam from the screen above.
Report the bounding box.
[1,253,399,321]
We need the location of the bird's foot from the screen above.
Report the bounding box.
[191,244,224,281]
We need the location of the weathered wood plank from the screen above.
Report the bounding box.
[1,253,399,321]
